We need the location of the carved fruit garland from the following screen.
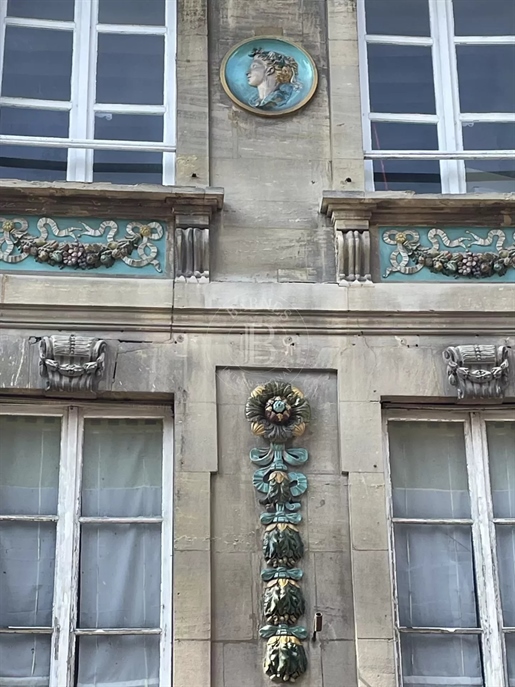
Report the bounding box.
[245,381,311,683]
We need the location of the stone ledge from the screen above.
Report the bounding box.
[0,180,224,220]
[321,190,515,226]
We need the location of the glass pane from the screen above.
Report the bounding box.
[454,0,515,36]
[96,34,164,105]
[7,0,74,21]
[77,635,159,687]
[0,416,61,515]
[82,418,163,517]
[0,107,69,138]
[506,634,515,683]
[98,0,165,25]
[79,524,161,628]
[495,526,515,626]
[465,161,515,193]
[457,45,515,113]
[95,112,163,142]
[0,145,67,181]
[488,422,515,518]
[373,159,441,193]
[0,523,56,628]
[2,26,73,100]
[395,524,478,628]
[365,0,430,36]
[463,122,515,151]
[368,44,435,114]
[372,122,438,151]
[93,151,163,184]
[0,634,51,685]
[389,421,470,519]
[401,634,483,686]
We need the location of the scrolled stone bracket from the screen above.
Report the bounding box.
[39,334,107,394]
[443,344,510,400]
[174,211,212,283]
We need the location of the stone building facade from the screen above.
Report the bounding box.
[0,1,514,686]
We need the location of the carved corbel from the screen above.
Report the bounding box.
[330,208,372,284]
[39,334,106,393]
[443,344,510,400]
[174,211,212,283]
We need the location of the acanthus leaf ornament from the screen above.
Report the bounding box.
[246,381,310,683]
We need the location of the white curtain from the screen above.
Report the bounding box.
[390,422,482,686]
[0,416,163,687]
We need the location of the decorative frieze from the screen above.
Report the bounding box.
[0,216,164,274]
[382,228,515,281]
[39,334,107,393]
[245,381,311,683]
[443,344,510,400]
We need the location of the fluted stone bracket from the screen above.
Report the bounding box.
[175,212,213,283]
[325,206,372,284]
[39,334,106,394]
[443,344,510,400]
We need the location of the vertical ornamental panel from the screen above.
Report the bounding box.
[245,382,311,683]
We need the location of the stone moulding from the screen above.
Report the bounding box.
[245,381,311,683]
[39,334,107,393]
[443,344,510,400]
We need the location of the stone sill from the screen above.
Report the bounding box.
[0,179,224,220]
[321,191,515,226]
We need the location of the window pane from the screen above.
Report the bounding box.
[0,416,61,515]
[77,635,159,687]
[365,0,430,36]
[368,44,435,114]
[7,0,74,21]
[82,418,163,518]
[2,26,73,100]
[465,161,515,193]
[395,525,478,628]
[506,634,515,683]
[98,0,165,25]
[0,106,69,138]
[95,112,163,143]
[401,634,483,686]
[96,34,164,105]
[389,421,470,519]
[373,159,441,193]
[495,526,515,626]
[0,145,67,181]
[454,0,515,36]
[487,422,515,518]
[457,45,515,113]
[93,151,163,184]
[79,524,161,628]
[0,635,51,686]
[372,122,438,151]
[0,523,56,628]
[463,122,515,151]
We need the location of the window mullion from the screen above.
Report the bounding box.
[67,0,96,182]
[159,413,174,685]
[0,0,7,95]
[357,0,375,191]
[465,413,506,687]
[162,0,177,186]
[50,407,83,687]
[429,0,465,193]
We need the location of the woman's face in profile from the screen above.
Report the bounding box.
[247,59,267,87]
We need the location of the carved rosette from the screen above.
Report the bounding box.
[443,344,510,400]
[39,334,107,393]
[245,381,310,683]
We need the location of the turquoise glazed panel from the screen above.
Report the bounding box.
[0,215,167,277]
[380,227,515,282]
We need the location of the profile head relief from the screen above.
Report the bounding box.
[246,48,300,107]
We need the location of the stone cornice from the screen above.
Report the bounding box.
[321,191,515,227]
[0,180,224,221]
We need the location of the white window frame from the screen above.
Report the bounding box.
[0,402,174,687]
[383,409,515,687]
[0,0,177,184]
[358,0,515,193]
